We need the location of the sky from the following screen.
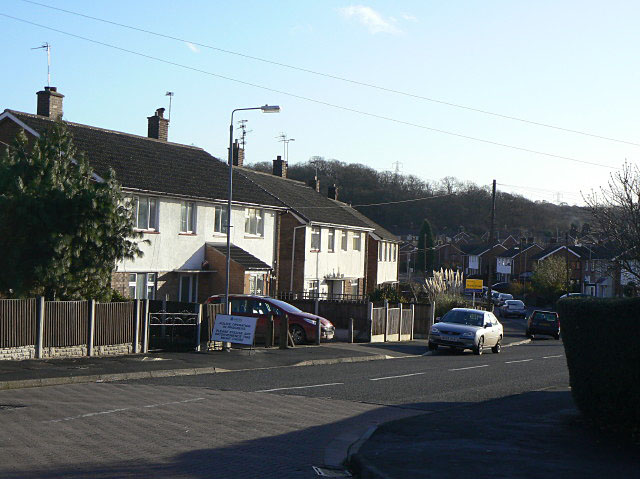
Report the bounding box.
[1,1,639,206]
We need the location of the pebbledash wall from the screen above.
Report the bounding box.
[0,343,137,361]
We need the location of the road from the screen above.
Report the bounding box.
[0,339,568,478]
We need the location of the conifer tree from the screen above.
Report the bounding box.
[417,218,435,274]
[0,123,144,300]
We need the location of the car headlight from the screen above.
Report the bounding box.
[431,327,440,334]
[302,318,316,325]
[461,331,475,339]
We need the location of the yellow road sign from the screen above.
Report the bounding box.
[465,279,483,291]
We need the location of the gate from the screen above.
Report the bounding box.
[148,300,201,351]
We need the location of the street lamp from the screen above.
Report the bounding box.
[225,105,280,319]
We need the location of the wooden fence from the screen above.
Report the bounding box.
[0,299,36,348]
[95,301,138,347]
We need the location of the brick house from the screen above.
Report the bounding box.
[0,87,286,302]
[238,160,377,299]
[461,243,508,280]
[495,243,544,282]
[433,242,465,272]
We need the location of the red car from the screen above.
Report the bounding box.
[205,295,335,345]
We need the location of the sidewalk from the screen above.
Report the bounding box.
[348,386,640,479]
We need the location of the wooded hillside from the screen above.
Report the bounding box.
[246,158,590,239]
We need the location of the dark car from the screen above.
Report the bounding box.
[526,310,560,340]
[206,295,335,345]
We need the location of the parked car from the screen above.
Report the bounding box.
[494,292,513,306]
[526,310,560,340]
[491,282,511,293]
[205,295,335,344]
[500,299,527,318]
[428,308,503,355]
[558,293,590,299]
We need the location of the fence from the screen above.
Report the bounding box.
[276,291,367,303]
[0,299,36,348]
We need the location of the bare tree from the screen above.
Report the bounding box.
[585,162,640,282]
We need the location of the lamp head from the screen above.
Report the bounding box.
[261,105,280,113]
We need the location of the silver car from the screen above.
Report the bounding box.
[428,308,503,355]
[500,299,527,318]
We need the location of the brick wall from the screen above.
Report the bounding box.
[277,213,306,292]
[366,237,378,293]
[205,244,248,295]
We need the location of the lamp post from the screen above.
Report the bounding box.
[225,105,280,320]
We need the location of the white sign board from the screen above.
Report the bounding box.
[211,314,258,345]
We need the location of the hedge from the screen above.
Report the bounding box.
[557,297,640,442]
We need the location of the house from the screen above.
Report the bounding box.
[238,159,375,299]
[495,243,544,283]
[398,241,419,282]
[433,242,465,272]
[0,87,287,302]
[461,243,508,279]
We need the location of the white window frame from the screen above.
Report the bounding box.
[213,205,228,234]
[311,226,321,251]
[341,230,348,251]
[127,272,157,299]
[180,201,196,234]
[178,274,198,303]
[378,242,382,261]
[249,274,266,295]
[244,208,265,237]
[353,232,361,251]
[133,195,158,231]
[328,228,335,252]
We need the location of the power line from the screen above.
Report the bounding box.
[0,13,624,171]
[19,0,640,148]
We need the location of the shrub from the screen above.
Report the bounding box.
[434,292,467,319]
[369,286,405,304]
[557,297,640,443]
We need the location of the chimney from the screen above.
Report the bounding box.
[308,175,320,192]
[147,107,169,141]
[232,140,244,167]
[36,86,64,120]
[272,155,287,177]
[327,184,339,201]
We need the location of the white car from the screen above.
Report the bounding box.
[428,308,503,355]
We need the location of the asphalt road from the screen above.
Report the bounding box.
[0,339,568,478]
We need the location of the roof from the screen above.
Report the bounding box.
[530,245,580,261]
[206,243,271,270]
[2,110,283,208]
[460,243,506,256]
[333,202,399,242]
[498,244,540,258]
[237,168,372,229]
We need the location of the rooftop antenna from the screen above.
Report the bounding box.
[277,132,295,162]
[165,92,174,120]
[31,42,51,86]
[238,119,252,149]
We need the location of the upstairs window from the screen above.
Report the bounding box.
[328,228,335,252]
[341,230,348,251]
[244,208,264,236]
[353,232,362,251]
[133,196,158,231]
[378,242,383,261]
[311,226,321,251]
[214,205,228,234]
[180,201,196,233]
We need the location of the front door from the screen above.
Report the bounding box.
[179,274,198,303]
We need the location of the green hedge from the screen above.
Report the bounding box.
[557,297,640,442]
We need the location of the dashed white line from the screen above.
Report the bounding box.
[449,365,489,371]
[45,397,205,423]
[543,355,563,359]
[505,359,534,364]
[370,372,426,381]
[255,382,344,393]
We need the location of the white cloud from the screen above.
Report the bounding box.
[339,5,401,34]
[401,13,418,22]
[185,42,200,53]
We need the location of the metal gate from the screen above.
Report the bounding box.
[148,301,201,351]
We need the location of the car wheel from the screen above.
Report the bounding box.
[526,329,533,339]
[492,337,502,354]
[289,325,306,345]
[428,342,438,351]
[555,332,561,340]
[473,336,484,355]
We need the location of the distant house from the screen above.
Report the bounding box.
[0,87,286,301]
[461,243,507,279]
[434,242,465,272]
[495,244,543,283]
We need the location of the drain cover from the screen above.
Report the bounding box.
[312,466,352,477]
[0,405,26,411]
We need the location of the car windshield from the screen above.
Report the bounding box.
[440,310,484,327]
[533,312,558,322]
[265,298,303,314]
[506,300,524,307]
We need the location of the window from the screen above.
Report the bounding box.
[378,242,382,261]
[393,244,397,262]
[308,280,319,297]
[353,232,361,251]
[311,226,321,251]
[180,201,196,233]
[127,272,157,299]
[341,230,348,251]
[179,274,198,303]
[244,208,264,236]
[213,205,228,234]
[384,242,388,261]
[349,279,359,296]
[249,274,265,295]
[328,228,335,252]
[133,196,158,230]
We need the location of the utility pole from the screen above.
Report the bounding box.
[486,179,497,310]
[424,233,427,278]
[565,232,570,295]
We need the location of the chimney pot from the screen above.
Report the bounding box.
[272,155,287,178]
[232,140,244,167]
[327,184,339,201]
[36,86,64,120]
[148,108,169,141]
[308,176,320,192]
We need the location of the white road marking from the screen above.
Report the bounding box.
[449,365,489,371]
[370,372,426,381]
[45,397,205,423]
[543,355,563,359]
[505,359,533,364]
[255,382,344,393]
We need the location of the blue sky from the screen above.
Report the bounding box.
[2,1,639,205]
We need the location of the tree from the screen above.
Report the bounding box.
[585,162,640,282]
[417,218,435,274]
[0,123,144,300]
[531,257,568,302]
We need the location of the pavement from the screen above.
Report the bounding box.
[348,386,640,478]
